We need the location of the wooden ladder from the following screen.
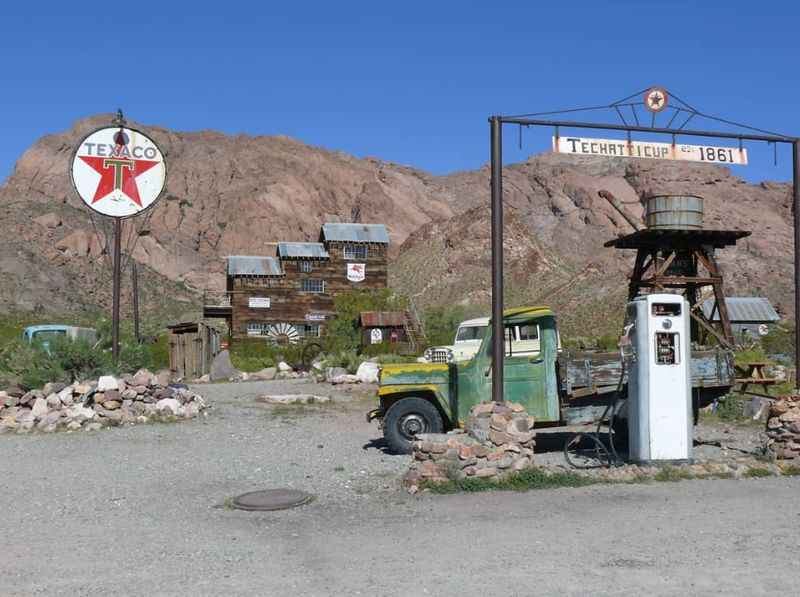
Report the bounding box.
[403,304,426,354]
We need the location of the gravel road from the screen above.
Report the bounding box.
[1,379,797,596]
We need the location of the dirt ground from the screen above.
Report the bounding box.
[1,379,797,596]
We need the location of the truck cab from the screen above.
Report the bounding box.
[23,325,98,354]
[371,307,560,453]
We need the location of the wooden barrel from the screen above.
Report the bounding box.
[645,195,704,230]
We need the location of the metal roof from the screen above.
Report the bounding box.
[701,297,780,323]
[226,256,284,276]
[277,242,330,259]
[360,311,406,327]
[321,223,390,244]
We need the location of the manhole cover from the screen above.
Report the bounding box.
[231,489,313,511]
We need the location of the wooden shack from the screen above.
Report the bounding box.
[205,223,390,342]
[360,311,408,346]
[167,321,221,379]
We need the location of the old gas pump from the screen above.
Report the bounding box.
[624,294,692,463]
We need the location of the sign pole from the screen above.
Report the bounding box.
[132,261,141,344]
[111,218,122,361]
[70,109,167,363]
[490,116,504,403]
[793,140,800,390]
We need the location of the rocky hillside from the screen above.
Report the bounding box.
[392,153,794,335]
[0,116,793,333]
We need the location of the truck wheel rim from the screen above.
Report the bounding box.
[399,414,426,439]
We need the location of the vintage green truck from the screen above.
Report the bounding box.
[368,306,735,453]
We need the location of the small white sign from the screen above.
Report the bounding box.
[305,313,326,322]
[758,324,769,337]
[553,136,748,165]
[71,126,166,218]
[249,297,271,309]
[347,263,366,282]
[370,329,383,344]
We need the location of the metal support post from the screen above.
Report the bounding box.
[794,141,800,390]
[132,261,141,344]
[112,218,122,361]
[490,116,504,402]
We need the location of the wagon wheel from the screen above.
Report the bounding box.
[267,323,300,346]
[301,342,323,370]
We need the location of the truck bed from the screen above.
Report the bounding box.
[559,347,735,400]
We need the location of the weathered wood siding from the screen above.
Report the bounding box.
[229,241,388,339]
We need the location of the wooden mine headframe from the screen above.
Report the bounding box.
[605,228,751,349]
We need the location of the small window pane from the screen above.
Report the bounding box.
[344,245,368,260]
[299,261,313,273]
[301,279,324,293]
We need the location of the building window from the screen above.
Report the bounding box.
[299,261,313,273]
[343,244,368,260]
[246,322,268,336]
[301,279,325,293]
[297,324,321,338]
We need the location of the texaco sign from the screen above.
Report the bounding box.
[71,126,166,218]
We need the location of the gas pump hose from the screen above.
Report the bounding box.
[564,357,626,469]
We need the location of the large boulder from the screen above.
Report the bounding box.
[356,361,380,384]
[97,376,119,392]
[210,350,238,381]
[325,367,348,383]
[249,367,277,381]
[156,398,182,416]
[31,397,49,420]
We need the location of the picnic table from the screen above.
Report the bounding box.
[735,362,777,397]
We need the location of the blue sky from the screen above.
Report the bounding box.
[1,1,798,183]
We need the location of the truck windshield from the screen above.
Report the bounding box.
[33,330,66,342]
[456,326,485,342]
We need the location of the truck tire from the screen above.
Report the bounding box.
[384,397,443,454]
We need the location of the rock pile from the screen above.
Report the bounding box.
[404,401,535,491]
[0,370,208,435]
[766,395,800,459]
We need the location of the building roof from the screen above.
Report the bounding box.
[360,311,406,327]
[604,228,750,249]
[701,297,780,323]
[322,223,390,244]
[277,242,330,259]
[226,256,284,276]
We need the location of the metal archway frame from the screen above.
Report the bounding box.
[488,93,800,402]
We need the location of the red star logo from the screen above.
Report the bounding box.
[79,153,159,207]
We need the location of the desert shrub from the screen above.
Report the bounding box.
[597,333,619,351]
[229,338,277,372]
[715,393,746,422]
[49,336,115,381]
[762,324,795,361]
[146,333,170,371]
[324,289,408,354]
[0,339,67,389]
[322,350,363,373]
[423,305,468,347]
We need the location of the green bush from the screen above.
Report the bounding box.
[147,333,170,371]
[0,340,67,389]
[324,289,408,354]
[423,305,467,347]
[321,350,363,373]
[229,338,277,372]
[49,336,115,382]
[762,324,795,361]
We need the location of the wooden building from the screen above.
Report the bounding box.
[360,311,408,346]
[204,223,390,342]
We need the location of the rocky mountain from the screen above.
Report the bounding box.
[0,115,793,334]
